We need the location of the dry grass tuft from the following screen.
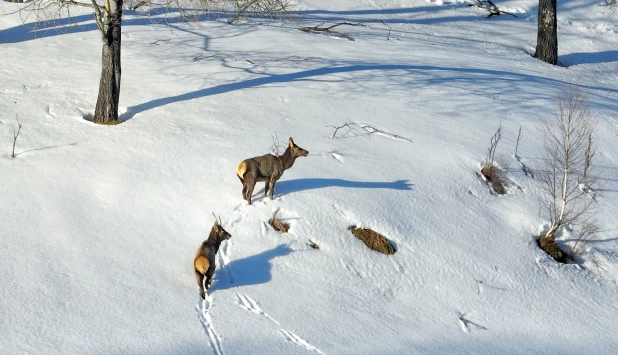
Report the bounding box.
[481,165,506,195]
[83,113,119,125]
[268,209,290,233]
[348,226,396,255]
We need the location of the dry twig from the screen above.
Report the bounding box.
[11,117,22,158]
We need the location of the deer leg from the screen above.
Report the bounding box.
[244,176,255,205]
[242,183,248,200]
[264,181,270,197]
[205,265,216,290]
[269,178,277,200]
[195,270,205,299]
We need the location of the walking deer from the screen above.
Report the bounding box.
[236,137,309,205]
[194,217,232,299]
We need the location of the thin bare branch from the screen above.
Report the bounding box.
[11,117,23,159]
[299,22,367,41]
[328,122,412,142]
[469,0,519,18]
[193,52,237,62]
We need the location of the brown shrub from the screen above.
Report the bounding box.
[481,165,506,195]
[538,235,567,263]
[348,226,396,255]
[268,209,290,233]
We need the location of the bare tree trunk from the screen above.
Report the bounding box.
[534,0,558,65]
[94,0,123,124]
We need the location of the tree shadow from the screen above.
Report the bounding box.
[15,142,77,157]
[0,9,210,44]
[296,6,482,25]
[209,244,293,292]
[276,178,413,195]
[560,50,618,66]
[124,63,618,118]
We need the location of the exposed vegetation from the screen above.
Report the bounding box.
[348,226,396,255]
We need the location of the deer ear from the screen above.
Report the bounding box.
[289,137,294,147]
[214,219,219,226]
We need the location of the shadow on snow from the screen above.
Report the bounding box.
[209,244,293,292]
[276,178,413,194]
[123,63,618,117]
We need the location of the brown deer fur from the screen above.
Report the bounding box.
[194,219,232,299]
[236,137,309,205]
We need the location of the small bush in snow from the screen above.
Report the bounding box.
[538,85,597,262]
[481,126,507,195]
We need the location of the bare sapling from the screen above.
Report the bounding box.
[11,117,22,158]
[514,126,522,157]
[513,127,535,178]
[540,85,597,261]
[481,125,506,194]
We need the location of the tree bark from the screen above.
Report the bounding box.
[534,0,558,65]
[94,0,123,124]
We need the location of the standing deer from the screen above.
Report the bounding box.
[236,137,309,205]
[194,217,232,299]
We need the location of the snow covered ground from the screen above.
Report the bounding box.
[1,0,618,353]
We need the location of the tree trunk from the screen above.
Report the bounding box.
[534,0,558,65]
[94,0,123,124]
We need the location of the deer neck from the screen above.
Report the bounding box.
[279,147,296,170]
[206,229,223,253]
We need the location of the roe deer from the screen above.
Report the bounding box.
[236,137,309,205]
[194,217,231,299]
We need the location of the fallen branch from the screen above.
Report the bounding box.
[458,312,488,332]
[469,0,518,18]
[327,122,412,142]
[193,53,237,62]
[298,22,366,41]
[151,39,171,45]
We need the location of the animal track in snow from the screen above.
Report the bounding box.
[236,293,326,354]
[278,329,326,354]
[196,294,225,355]
[46,105,57,118]
[236,293,279,325]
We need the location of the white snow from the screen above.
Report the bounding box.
[1,0,618,354]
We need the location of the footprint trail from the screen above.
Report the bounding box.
[236,293,326,354]
[196,294,225,355]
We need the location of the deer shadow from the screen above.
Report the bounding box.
[276,178,413,195]
[209,244,293,292]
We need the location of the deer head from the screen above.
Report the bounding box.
[289,137,309,157]
[211,214,232,242]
